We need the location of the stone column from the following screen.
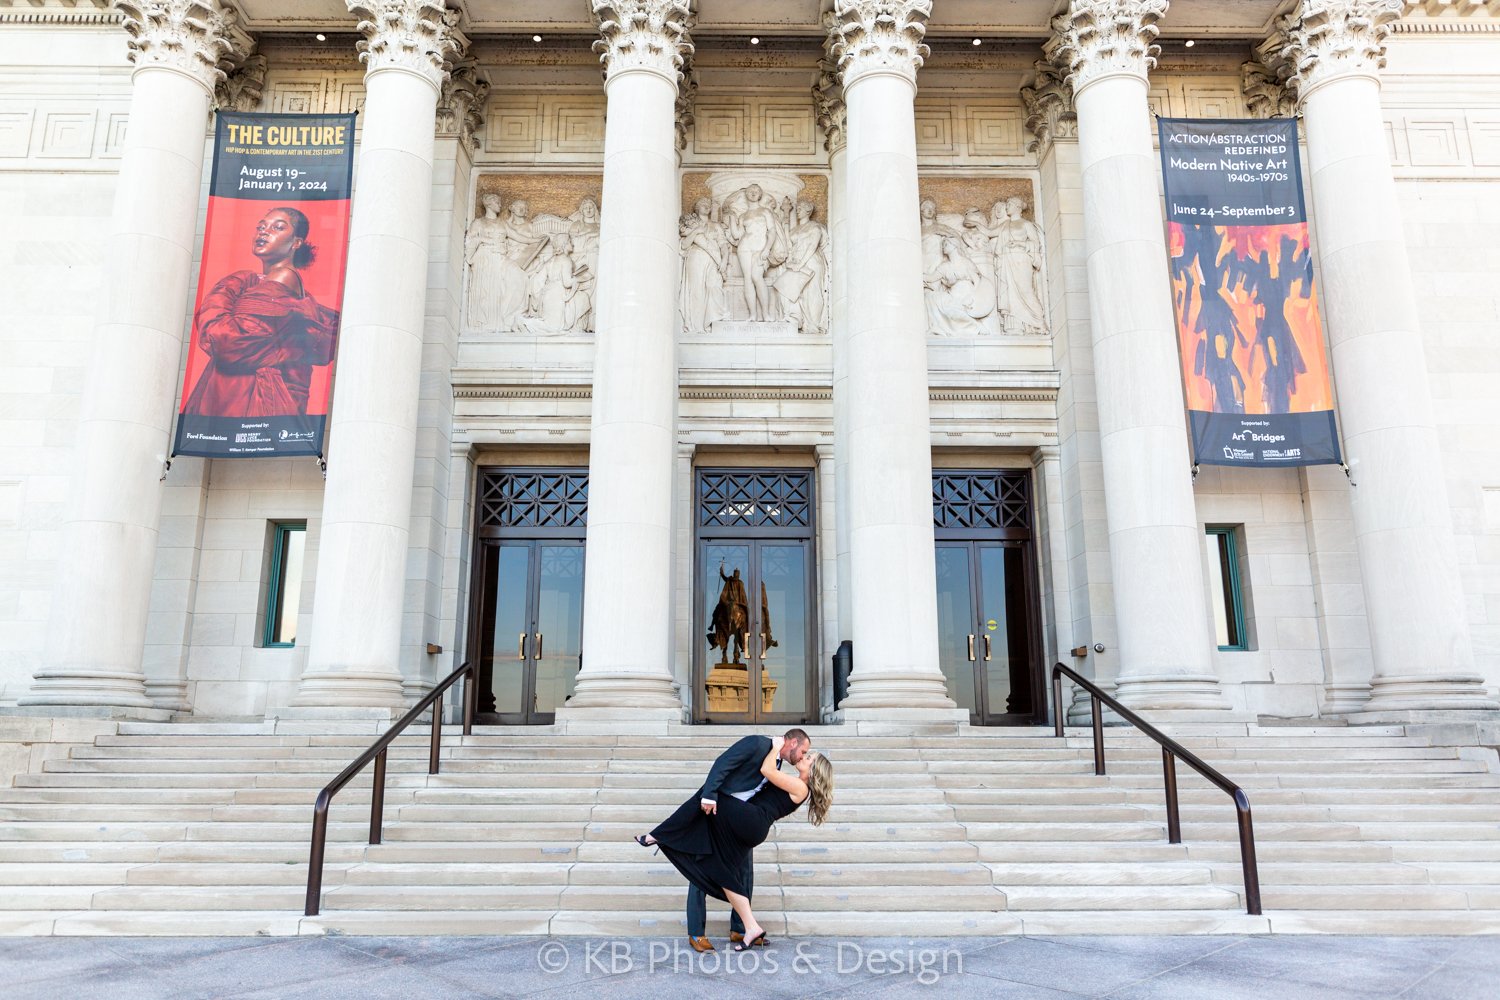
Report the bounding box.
[22,2,248,713]
[814,56,852,651]
[828,1,958,717]
[1048,0,1227,712]
[561,1,694,719]
[1275,0,1495,712]
[291,2,465,715]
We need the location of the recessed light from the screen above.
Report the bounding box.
[1184,39,1196,48]
[750,37,760,45]
[972,38,982,46]
[314,33,326,42]
[532,35,542,43]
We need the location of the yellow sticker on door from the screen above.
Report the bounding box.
[986,619,998,630]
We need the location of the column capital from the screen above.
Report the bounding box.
[216,52,266,112]
[1047,0,1169,95]
[113,0,253,95]
[813,56,848,154]
[347,1,468,90]
[1272,0,1403,102]
[828,0,932,90]
[1240,53,1297,119]
[1021,59,1077,153]
[590,0,696,85]
[675,66,698,150]
[436,56,489,149]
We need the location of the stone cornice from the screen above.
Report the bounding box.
[437,56,489,148]
[453,385,1060,404]
[0,6,121,26]
[113,1,251,94]
[348,1,467,90]
[590,0,695,84]
[1048,0,1169,95]
[829,0,932,90]
[1274,0,1404,101]
[1021,59,1077,153]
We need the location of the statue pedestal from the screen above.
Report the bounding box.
[705,661,778,714]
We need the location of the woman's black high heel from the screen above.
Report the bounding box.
[634,834,660,854]
[732,930,766,952]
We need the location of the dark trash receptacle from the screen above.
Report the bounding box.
[832,640,852,708]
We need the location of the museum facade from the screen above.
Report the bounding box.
[2,0,1498,728]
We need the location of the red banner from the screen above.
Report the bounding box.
[173,112,355,458]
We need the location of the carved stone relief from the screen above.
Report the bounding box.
[679,171,830,335]
[917,177,1047,337]
[465,174,602,335]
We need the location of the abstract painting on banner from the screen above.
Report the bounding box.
[172,112,355,459]
[1159,117,1341,468]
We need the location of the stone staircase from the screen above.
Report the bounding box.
[2,722,1499,936]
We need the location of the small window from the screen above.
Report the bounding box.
[263,522,307,648]
[1205,527,1247,651]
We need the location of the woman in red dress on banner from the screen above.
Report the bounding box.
[183,206,339,418]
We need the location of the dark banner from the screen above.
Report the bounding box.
[1158,117,1341,468]
[173,111,355,458]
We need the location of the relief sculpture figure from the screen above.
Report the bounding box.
[465,191,603,334]
[771,200,828,335]
[723,184,788,322]
[992,196,1047,335]
[680,197,730,333]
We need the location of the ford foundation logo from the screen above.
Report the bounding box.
[279,429,316,442]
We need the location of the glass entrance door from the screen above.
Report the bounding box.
[695,469,817,724]
[935,541,1037,725]
[474,540,585,725]
[698,541,813,723]
[932,470,1043,726]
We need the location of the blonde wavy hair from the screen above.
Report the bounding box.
[804,752,834,826]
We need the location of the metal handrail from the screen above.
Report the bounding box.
[1050,662,1262,916]
[303,660,476,917]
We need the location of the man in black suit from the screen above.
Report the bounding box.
[685,728,811,952]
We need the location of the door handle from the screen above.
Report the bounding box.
[983,634,992,661]
[535,632,543,659]
[967,634,976,661]
[759,632,769,660]
[517,632,527,660]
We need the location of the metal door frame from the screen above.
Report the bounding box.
[692,468,818,725]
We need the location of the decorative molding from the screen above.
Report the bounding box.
[1241,56,1296,119]
[812,55,847,154]
[113,1,252,94]
[1402,0,1500,16]
[347,1,467,90]
[216,53,267,112]
[437,56,489,149]
[0,6,121,25]
[1020,59,1076,153]
[590,0,695,84]
[1046,0,1169,94]
[1274,0,1404,100]
[829,0,932,90]
[1391,17,1500,30]
[454,385,1058,404]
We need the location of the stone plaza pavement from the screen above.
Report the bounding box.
[0,934,1496,999]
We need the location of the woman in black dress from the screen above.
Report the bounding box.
[638,737,834,950]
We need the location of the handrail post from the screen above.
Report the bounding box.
[429,694,442,775]
[463,662,475,736]
[1162,747,1181,844]
[1236,791,1262,915]
[1052,668,1064,738]
[1090,694,1105,776]
[305,805,328,917]
[370,749,387,845]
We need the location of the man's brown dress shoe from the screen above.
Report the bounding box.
[689,936,715,952]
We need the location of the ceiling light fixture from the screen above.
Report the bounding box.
[1184,39,1196,48]
[315,33,326,42]
[972,38,982,46]
[750,36,760,45]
